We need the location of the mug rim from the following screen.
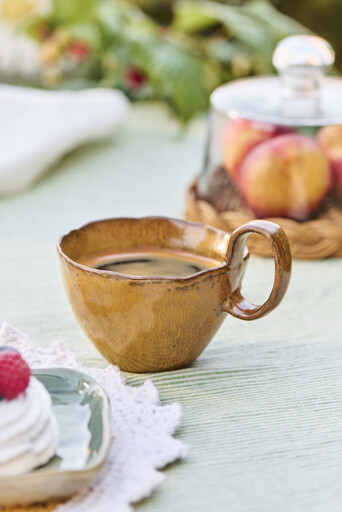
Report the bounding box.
[57,216,249,283]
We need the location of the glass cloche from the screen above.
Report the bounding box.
[198,34,342,223]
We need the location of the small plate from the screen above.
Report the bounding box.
[0,368,111,507]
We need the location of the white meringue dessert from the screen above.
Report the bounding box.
[0,376,59,476]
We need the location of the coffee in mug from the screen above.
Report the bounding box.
[78,249,219,278]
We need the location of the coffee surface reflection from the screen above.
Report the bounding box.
[79,249,220,278]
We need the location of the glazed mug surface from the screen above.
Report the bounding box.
[57,217,291,372]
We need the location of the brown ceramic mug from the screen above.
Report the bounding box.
[57,217,291,372]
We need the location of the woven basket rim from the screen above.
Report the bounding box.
[185,180,342,260]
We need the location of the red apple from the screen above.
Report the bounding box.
[238,134,333,221]
[222,118,292,183]
[317,125,342,199]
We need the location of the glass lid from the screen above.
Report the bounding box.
[211,35,342,127]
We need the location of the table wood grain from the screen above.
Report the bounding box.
[1,104,342,512]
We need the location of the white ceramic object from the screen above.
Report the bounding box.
[0,85,129,195]
[0,368,110,507]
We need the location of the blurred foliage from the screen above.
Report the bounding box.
[24,0,309,121]
[272,0,342,70]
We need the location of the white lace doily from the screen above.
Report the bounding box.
[0,323,188,512]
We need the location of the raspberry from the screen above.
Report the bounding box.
[0,351,31,400]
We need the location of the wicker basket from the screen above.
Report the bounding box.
[185,169,342,259]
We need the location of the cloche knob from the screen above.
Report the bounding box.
[273,35,335,100]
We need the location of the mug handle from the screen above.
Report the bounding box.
[222,220,291,320]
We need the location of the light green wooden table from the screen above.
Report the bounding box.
[1,105,342,511]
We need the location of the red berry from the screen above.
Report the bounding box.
[68,40,90,61]
[0,351,31,400]
[123,66,147,91]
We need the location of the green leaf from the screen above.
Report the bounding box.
[67,22,102,49]
[173,2,219,33]
[174,1,273,55]
[244,0,311,40]
[52,0,96,24]
[99,0,156,36]
[206,39,242,65]
[147,43,209,121]
[23,16,51,41]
